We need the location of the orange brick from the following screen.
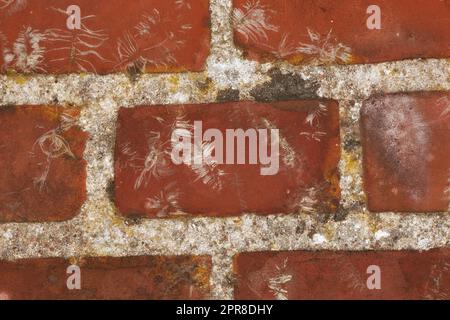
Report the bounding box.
[361,93,450,212]
[0,256,211,300]
[114,101,340,218]
[233,0,450,65]
[0,106,88,222]
[0,0,210,74]
[234,250,450,300]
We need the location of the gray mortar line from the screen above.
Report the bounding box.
[0,0,449,300]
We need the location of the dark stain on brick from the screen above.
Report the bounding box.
[216,88,240,102]
[250,69,319,102]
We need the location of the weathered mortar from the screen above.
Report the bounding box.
[0,0,449,299]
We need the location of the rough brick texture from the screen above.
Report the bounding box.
[0,0,210,74]
[233,0,450,65]
[361,93,450,212]
[0,106,87,222]
[114,101,340,218]
[234,250,450,300]
[0,256,211,300]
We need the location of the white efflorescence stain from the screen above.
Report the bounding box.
[312,233,328,245]
[374,230,390,241]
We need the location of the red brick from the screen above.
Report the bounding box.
[0,256,211,300]
[0,106,87,222]
[361,93,450,212]
[114,101,340,218]
[0,0,210,74]
[232,0,450,65]
[234,249,450,300]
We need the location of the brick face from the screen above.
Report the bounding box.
[233,0,450,65]
[0,106,87,222]
[234,250,450,300]
[361,93,450,212]
[0,256,211,300]
[0,0,210,74]
[114,101,340,218]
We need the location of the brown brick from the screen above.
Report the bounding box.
[234,249,450,300]
[361,93,450,212]
[0,106,88,222]
[114,101,340,218]
[0,0,210,74]
[0,256,211,300]
[233,0,450,65]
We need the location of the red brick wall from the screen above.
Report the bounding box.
[0,0,449,300]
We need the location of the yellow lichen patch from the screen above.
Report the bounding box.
[68,257,82,265]
[192,259,212,291]
[287,54,305,65]
[109,211,126,228]
[168,75,180,93]
[7,71,28,85]
[342,151,360,175]
[322,223,335,241]
[169,75,180,87]
[367,215,383,234]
